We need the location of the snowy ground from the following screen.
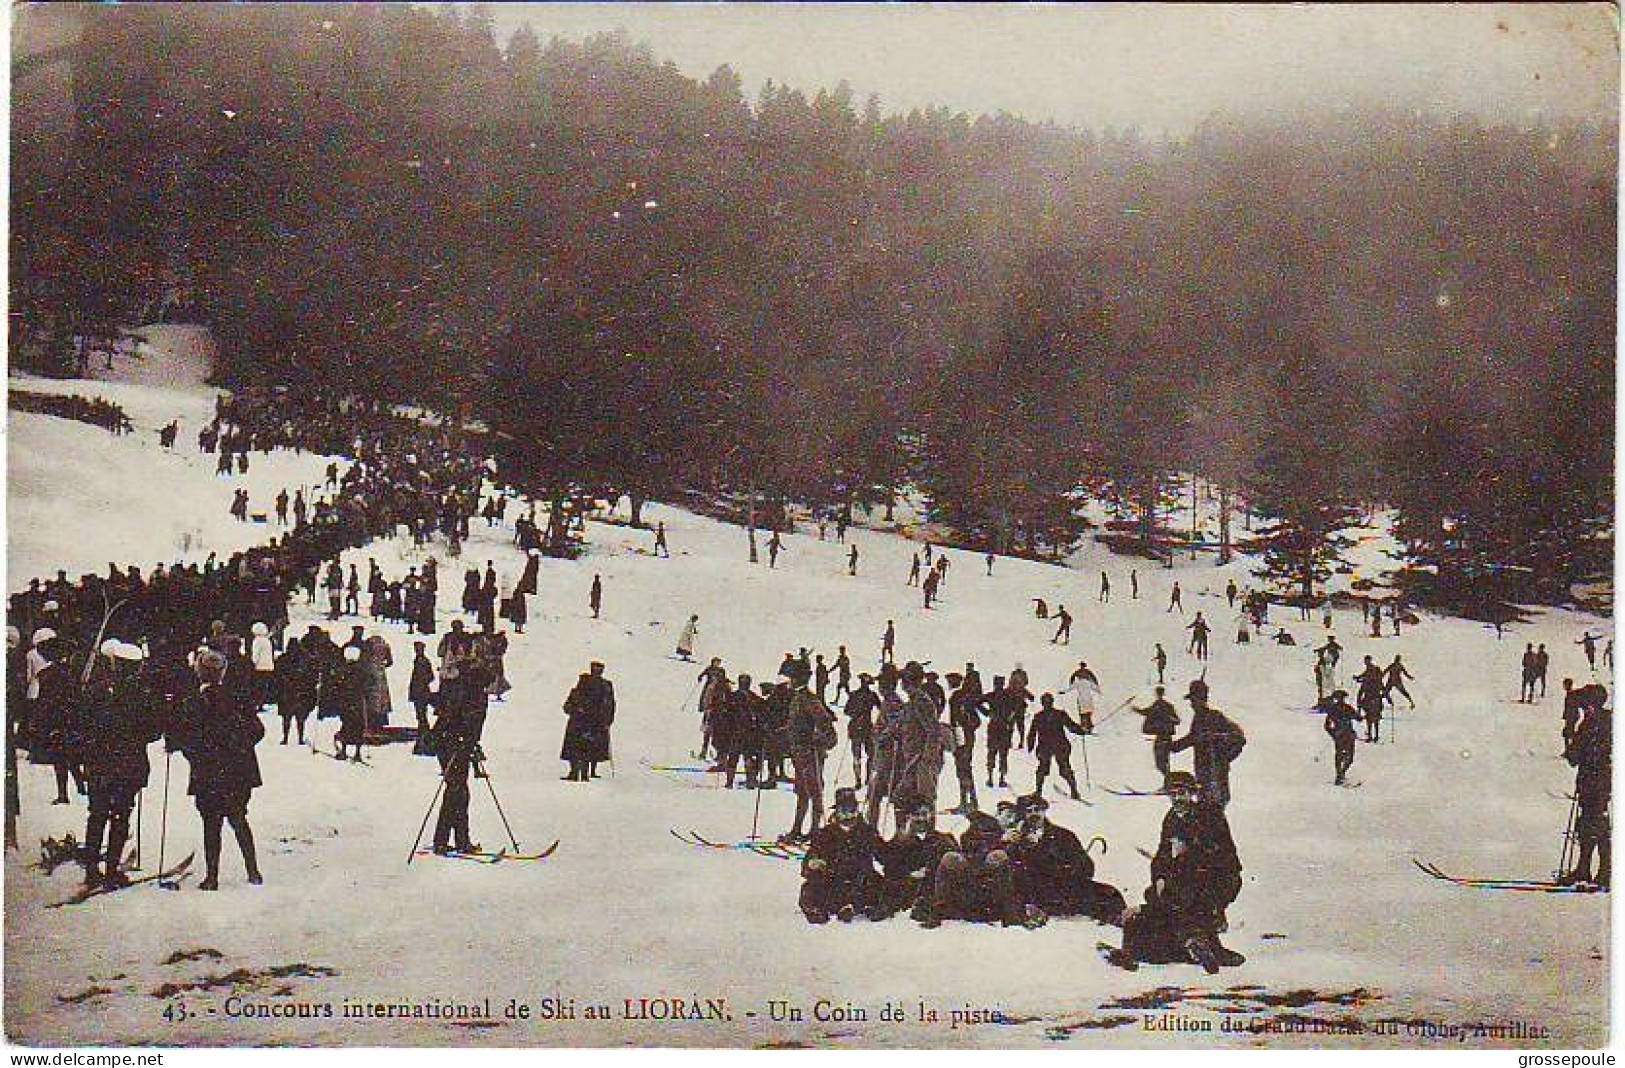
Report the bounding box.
[3,334,1612,1049]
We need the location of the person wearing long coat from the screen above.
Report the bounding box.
[274,636,317,745]
[178,653,264,890]
[79,647,164,887]
[561,663,616,781]
[516,551,540,597]
[360,635,393,731]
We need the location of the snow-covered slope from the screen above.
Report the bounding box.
[4,347,1612,1048]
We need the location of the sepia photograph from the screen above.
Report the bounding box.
[4,1,1618,1052]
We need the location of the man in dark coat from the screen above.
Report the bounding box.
[561,662,615,782]
[873,804,957,920]
[843,674,879,787]
[1168,680,1245,809]
[799,788,881,924]
[1005,794,1125,924]
[1563,693,1611,888]
[720,674,765,789]
[428,669,487,855]
[982,676,1020,788]
[274,636,317,746]
[1028,693,1086,800]
[409,641,436,753]
[1319,689,1361,786]
[178,650,264,890]
[1136,687,1180,786]
[1112,773,1243,973]
[79,644,164,888]
[946,673,981,814]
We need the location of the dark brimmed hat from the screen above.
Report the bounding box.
[833,787,860,814]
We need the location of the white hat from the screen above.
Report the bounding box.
[251,622,269,635]
[31,627,56,645]
[99,638,121,657]
[344,646,362,662]
[111,642,145,662]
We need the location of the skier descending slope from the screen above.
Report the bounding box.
[675,614,699,662]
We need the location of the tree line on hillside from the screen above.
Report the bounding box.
[11,3,1615,609]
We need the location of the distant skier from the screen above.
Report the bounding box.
[985,552,995,576]
[1152,643,1168,685]
[1520,643,1539,703]
[560,662,614,784]
[844,674,878,786]
[1225,580,1238,608]
[1535,643,1550,698]
[1067,660,1100,733]
[589,574,603,619]
[908,554,921,586]
[982,676,1018,788]
[1032,598,1049,619]
[1579,633,1599,671]
[922,568,939,609]
[1051,605,1072,645]
[1136,687,1180,785]
[675,614,699,662]
[833,646,853,699]
[654,522,670,558]
[1130,570,1138,600]
[1319,689,1361,786]
[881,621,896,665]
[1168,582,1183,614]
[1099,572,1111,603]
[848,544,859,576]
[768,532,783,569]
[1383,655,1416,709]
[1354,656,1385,743]
[1186,612,1210,661]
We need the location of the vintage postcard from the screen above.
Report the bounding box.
[5,2,1617,1052]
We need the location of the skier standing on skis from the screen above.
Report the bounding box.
[1579,633,1599,672]
[1186,612,1211,661]
[78,643,163,889]
[675,614,699,662]
[1383,655,1416,708]
[1051,604,1072,645]
[1320,689,1361,785]
[848,544,859,576]
[982,676,1018,789]
[1562,691,1610,888]
[1028,693,1086,800]
[1099,572,1111,602]
[1168,680,1244,810]
[1067,660,1100,733]
[783,667,838,844]
[1152,642,1168,684]
[1521,643,1539,703]
[1354,656,1385,743]
[881,620,896,665]
[1136,686,1180,785]
[1168,582,1183,613]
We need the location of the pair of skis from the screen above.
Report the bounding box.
[413,841,561,865]
[1411,858,1604,894]
[669,829,804,861]
[48,853,197,908]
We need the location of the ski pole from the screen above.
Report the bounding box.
[157,748,183,890]
[749,738,767,842]
[1556,790,1580,882]
[407,775,447,865]
[1079,731,1092,790]
[133,790,143,871]
[480,763,521,852]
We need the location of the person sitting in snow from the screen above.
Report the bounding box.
[799,787,881,924]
